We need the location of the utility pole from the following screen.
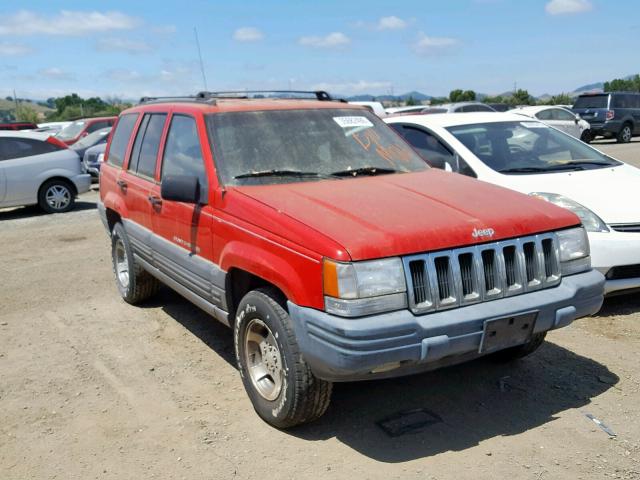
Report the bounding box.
[194,27,208,91]
[13,88,18,111]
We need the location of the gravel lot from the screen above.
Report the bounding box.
[1,140,639,480]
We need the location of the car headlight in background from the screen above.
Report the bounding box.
[323,257,407,317]
[556,227,591,275]
[529,192,609,232]
[97,153,105,163]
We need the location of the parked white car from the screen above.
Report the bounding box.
[385,105,428,115]
[510,106,591,142]
[386,112,640,295]
[35,121,72,134]
[0,131,91,213]
[348,101,387,117]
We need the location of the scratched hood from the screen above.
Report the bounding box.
[233,170,580,260]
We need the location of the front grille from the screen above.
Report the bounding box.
[403,233,561,314]
[606,264,640,280]
[610,223,640,233]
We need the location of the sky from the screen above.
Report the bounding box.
[0,0,638,101]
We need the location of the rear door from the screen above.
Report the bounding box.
[548,108,580,138]
[149,113,223,309]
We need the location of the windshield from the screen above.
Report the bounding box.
[71,128,110,150]
[206,108,428,185]
[573,95,608,109]
[447,121,619,174]
[56,121,86,141]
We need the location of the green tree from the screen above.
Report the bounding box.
[604,74,640,92]
[449,89,464,102]
[483,95,505,104]
[15,104,39,123]
[509,89,534,106]
[405,95,417,106]
[461,90,476,101]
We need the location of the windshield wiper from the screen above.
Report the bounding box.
[498,167,551,173]
[234,169,339,180]
[554,160,615,168]
[330,166,398,177]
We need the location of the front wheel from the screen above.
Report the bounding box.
[38,179,75,213]
[491,332,547,362]
[617,124,633,143]
[234,288,332,428]
[580,129,593,143]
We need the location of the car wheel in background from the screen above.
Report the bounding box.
[38,179,75,213]
[234,288,333,428]
[111,223,160,304]
[617,123,633,143]
[580,129,593,143]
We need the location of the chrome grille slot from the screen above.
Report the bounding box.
[403,232,561,315]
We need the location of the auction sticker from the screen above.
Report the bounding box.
[333,116,374,128]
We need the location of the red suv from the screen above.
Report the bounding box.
[98,91,604,428]
[56,116,116,145]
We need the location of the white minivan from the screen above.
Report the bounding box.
[0,131,91,213]
[386,112,640,295]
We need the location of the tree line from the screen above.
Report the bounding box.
[8,93,131,123]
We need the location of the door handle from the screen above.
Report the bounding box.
[147,195,162,208]
[116,179,127,190]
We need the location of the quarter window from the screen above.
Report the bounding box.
[535,110,553,121]
[107,113,139,167]
[552,109,576,121]
[161,115,207,189]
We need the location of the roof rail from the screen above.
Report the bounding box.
[138,95,217,105]
[195,90,341,101]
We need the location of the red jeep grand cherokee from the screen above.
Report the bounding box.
[98,91,604,428]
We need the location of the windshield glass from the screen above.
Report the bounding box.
[573,95,608,109]
[71,128,110,150]
[56,121,86,140]
[447,121,619,174]
[207,108,428,185]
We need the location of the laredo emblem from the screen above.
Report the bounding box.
[472,227,495,239]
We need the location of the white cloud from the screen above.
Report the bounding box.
[0,42,32,56]
[413,32,458,55]
[310,80,392,95]
[376,16,408,30]
[233,27,264,42]
[545,0,592,15]
[39,67,74,80]
[299,32,350,48]
[0,10,137,36]
[96,37,152,54]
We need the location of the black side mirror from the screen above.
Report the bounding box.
[161,175,203,204]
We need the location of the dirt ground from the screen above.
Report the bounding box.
[1,141,639,480]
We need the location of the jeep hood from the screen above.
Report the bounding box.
[232,170,579,261]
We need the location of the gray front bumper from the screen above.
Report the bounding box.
[288,269,604,382]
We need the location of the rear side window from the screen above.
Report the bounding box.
[612,94,640,109]
[87,120,111,133]
[128,113,167,179]
[107,113,139,167]
[0,137,60,161]
[161,115,207,189]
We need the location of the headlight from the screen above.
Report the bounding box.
[557,227,591,275]
[323,258,407,317]
[97,153,105,163]
[530,192,609,232]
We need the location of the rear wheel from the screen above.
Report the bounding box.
[38,179,75,213]
[491,332,547,362]
[111,223,159,304]
[234,288,332,428]
[580,129,593,143]
[617,123,633,143]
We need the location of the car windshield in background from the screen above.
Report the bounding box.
[573,95,608,109]
[71,128,110,150]
[56,121,86,140]
[447,121,620,174]
[206,108,428,185]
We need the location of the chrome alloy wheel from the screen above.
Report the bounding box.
[244,318,283,401]
[45,184,71,211]
[621,125,632,143]
[114,238,130,289]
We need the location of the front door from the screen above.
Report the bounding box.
[149,113,224,310]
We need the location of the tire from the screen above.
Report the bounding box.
[111,223,159,304]
[490,332,547,362]
[617,123,633,143]
[580,129,593,143]
[38,179,75,213]
[234,288,332,428]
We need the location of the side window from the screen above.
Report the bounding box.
[631,95,640,109]
[0,137,58,160]
[536,109,553,120]
[396,125,455,169]
[612,94,628,109]
[161,115,207,189]
[553,109,576,121]
[87,120,110,133]
[107,113,139,167]
[128,113,166,179]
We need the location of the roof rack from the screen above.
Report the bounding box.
[138,95,210,105]
[195,90,343,101]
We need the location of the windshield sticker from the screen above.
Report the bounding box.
[333,116,374,129]
[520,122,548,128]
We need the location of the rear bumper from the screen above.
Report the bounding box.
[288,269,604,382]
[71,173,91,195]
[589,120,622,136]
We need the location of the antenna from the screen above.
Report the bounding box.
[194,27,208,91]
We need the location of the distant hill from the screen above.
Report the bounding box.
[573,81,604,93]
[346,91,432,102]
[0,98,54,121]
